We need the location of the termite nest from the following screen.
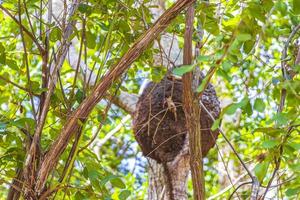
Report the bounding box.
[133,75,221,163]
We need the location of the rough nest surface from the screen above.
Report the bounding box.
[133,75,221,163]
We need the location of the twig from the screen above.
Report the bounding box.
[199,101,255,180]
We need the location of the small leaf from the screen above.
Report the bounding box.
[222,60,232,72]
[75,89,84,103]
[211,118,221,131]
[50,27,62,42]
[262,140,279,148]
[196,75,210,93]
[86,31,96,49]
[236,33,252,42]
[254,161,269,182]
[172,65,194,76]
[119,190,131,200]
[197,55,210,62]
[254,98,265,112]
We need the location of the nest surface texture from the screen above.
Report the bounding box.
[133,76,221,163]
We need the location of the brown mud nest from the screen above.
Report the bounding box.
[133,75,221,163]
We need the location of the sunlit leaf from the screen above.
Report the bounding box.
[172,65,194,76]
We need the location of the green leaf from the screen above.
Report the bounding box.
[197,75,210,93]
[110,177,126,189]
[78,3,92,15]
[6,59,19,71]
[222,60,232,72]
[11,118,36,130]
[293,0,300,14]
[211,118,221,131]
[197,55,210,62]
[262,0,274,12]
[86,31,96,49]
[272,113,289,126]
[49,27,62,42]
[236,33,252,42]
[223,103,240,115]
[172,65,194,76]
[119,190,131,200]
[243,40,255,54]
[254,161,269,182]
[252,127,282,137]
[254,98,265,112]
[75,89,84,103]
[289,143,300,150]
[262,140,279,148]
[286,187,300,197]
[74,191,86,200]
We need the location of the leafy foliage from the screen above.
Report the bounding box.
[0,0,299,199]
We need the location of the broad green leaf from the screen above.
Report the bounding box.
[262,140,279,148]
[254,98,265,112]
[172,65,194,76]
[254,161,269,182]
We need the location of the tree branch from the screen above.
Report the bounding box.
[182,4,205,200]
[34,0,195,194]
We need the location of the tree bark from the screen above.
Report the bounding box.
[182,5,206,200]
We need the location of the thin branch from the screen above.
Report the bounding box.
[0,5,45,53]
[18,0,37,121]
[278,24,300,113]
